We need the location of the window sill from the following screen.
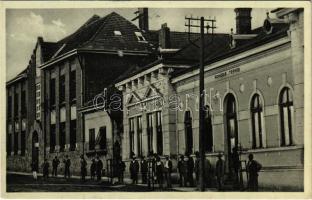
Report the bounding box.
[245,145,303,153]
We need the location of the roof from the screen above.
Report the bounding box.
[146,30,201,49]
[6,68,27,86]
[48,12,155,60]
[171,21,290,78]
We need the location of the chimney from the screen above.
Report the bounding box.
[138,8,149,31]
[234,8,252,34]
[159,23,171,49]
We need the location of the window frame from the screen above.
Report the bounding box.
[250,94,264,149]
[279,87,294,146]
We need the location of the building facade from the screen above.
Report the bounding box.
[116,8,304,190]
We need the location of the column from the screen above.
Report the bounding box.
[45,70,51,152]
[289,11,304,145]
[11,86,15,156]
[18,84,22,155]
[152,112,157,154]
[65,62,71,150]
[133,117,138,156]
[55,66,60,151]
[75,59,82,150]
[142,112,148,156]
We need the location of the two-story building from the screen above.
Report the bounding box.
[115,8,304,190]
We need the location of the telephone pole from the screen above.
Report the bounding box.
[185,16,216,192]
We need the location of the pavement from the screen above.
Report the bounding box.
[7,171,212,192]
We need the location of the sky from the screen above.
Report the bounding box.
[6,8,276,81]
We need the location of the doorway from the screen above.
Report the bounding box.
[32,131,39,170]
[224,94,238,172]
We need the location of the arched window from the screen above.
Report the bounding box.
[204,105,213,152]
[279,87,294,146]
[251,94,265,148]
[184,111,193,154]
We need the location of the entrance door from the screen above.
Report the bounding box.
[32,131,39,170]
[224,94,238,172]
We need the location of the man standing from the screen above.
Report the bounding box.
[164,156,172,188]
[42,159,49,180]
[129,156,139,184]
[186,154,194,187]
[247,154,262,191]
[52,156,60,177]
[155,156,164,189]
[194,151,200,186]
[30,161,38,180]
[63,155,71,179]
[215,153,225,190]
[96,156,103,181]
[177,155,185,187]
[140,156,148,184]
[118,159,126,184]
[80,155,87,181]
[90,158,96,180]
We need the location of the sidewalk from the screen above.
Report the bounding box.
[7,171,217,192]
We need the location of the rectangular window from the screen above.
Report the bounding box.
[21,131,26,156]
[21,90,26,117]
[59,122,66,151]
[129,118,135,155]
[14,92,19,117]
[14,132,18,155]
[50,124,56,152]
[7,96,12,119]
[70,119,76,151]
[99,127,107,150]
[70,70,76,102]
[137,116,143,157]
[35,83,41,120]
[50,78,56,107]
[7,133,12,156]
[147,113,153,154]
[59,75,65,103]
[89,128,95,150]
[156,111,163,155]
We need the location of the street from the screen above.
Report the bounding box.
[6,172,187,192]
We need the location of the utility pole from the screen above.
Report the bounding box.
[185,16,216,192]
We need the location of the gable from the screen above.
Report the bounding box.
[144,84,162,98]
[127,91,141,105]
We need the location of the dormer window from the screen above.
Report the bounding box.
[135,32,146,42]
[114,30,122,36]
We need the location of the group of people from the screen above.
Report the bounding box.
[30,151,262,191]
[31,155,106,182]
[129,154,172,189]
[128,151,262,191]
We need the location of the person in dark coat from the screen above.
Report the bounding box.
[247,154,262,191]
[194,151,200,186]
[118,159,126,184]
[42,159,49,180]
[90,158,96,180]
[177,155,185,187]
[215,153,225,190]
[186,154,194,187]
[231,147,240,185]
[52,156,60,177]
[129,156,139,184]
[140,156,148,184]
[155,156,164,189]
[96,156,103,181]
[80,155,87,181]
[164,156,172,188]
[63,155,71,179]
[31,161,38,180]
